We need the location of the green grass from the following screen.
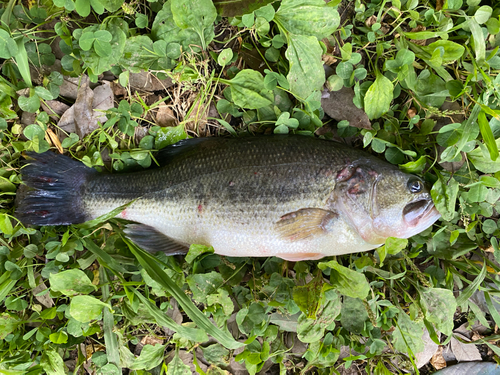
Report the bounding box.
[1,0,500,374]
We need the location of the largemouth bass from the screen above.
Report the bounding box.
[16,136,440,261]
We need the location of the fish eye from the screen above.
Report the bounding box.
[407,178,423,193]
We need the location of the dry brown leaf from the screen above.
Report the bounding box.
[416,328,440,369]
[431,346,447,370]
[41,100,70,120]
[450,335,482,362]
[46,128,63,154]
[322,55,338,66]
[321,86,372,129]
[407,107,418,119]
[155,100,178,127]
[140,336,163,346]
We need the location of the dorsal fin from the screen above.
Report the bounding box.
[154,137,232,166]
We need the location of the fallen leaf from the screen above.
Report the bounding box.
[140,336,163,346]
[431,346,447,370]
[450,334,482,362]
[41,100,70,120]
[59,76,89,100]
[46,128,63,154]
[129,71,174,91]
[416,328,440,369]
[321,86,372,129]
[155,100,177,127]
[58,80,114,138]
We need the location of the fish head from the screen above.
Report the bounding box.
[335,164,440,244]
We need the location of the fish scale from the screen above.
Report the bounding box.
[16,136,441,260]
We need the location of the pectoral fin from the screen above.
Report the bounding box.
[275,208,338,242]
[124,223,188,255]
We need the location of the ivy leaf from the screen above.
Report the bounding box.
[364,72,393,120]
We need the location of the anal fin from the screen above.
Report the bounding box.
[124,223,188,255]
[275,208,338,242]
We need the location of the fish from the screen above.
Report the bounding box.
[16,135,441,261]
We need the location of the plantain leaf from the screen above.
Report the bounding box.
[275,0,339,40]
[223,69,273,109]
[364,72,393,120]
[285,34,324,100]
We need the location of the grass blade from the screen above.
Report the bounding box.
[13,37,32,88]
[100,266,121,371]
[477,110,499,161]
[132,289,209,343]
[125,238,244,350]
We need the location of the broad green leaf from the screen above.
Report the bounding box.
[69,295,111,322]
[293,273,322,317]
[40,349,65,375]
[167,351,191,375]
[285,34,324,100]
[419,287,456,335]
[469,18,486,66]
[171,0,216,50]
[0,29,18,58]
[155,123,187,149]
[213,0,275,17]
[187,272,224,304]
[410,40,465,64]
[275,0,340,40]
[297,295,341,343]
[218,48,233,67]
[75,0,91,17]
[318,261,370,299]
[49,269,97,296]
[403,31,448,40]
[34,86,55,100]
[430,173,459,221]
[152,1,209,53]
[0,312,21,339]
[399,156,427,173]
[100,0,122,12]
[364,72,393,120]
[79,31,95,51]
[468,137,500,173]
[49,331,68,344]
[225,69,273,109]
[0,213,13,235]
[393,309,424,354]
[477,111,498,161]
[130,344,167,370]
[120,36,157,72]
[340,297,368,334]
[474,5,492,24]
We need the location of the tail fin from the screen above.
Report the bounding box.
[16,152,96,226]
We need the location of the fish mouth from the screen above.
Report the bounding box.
[403,198,436,227]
